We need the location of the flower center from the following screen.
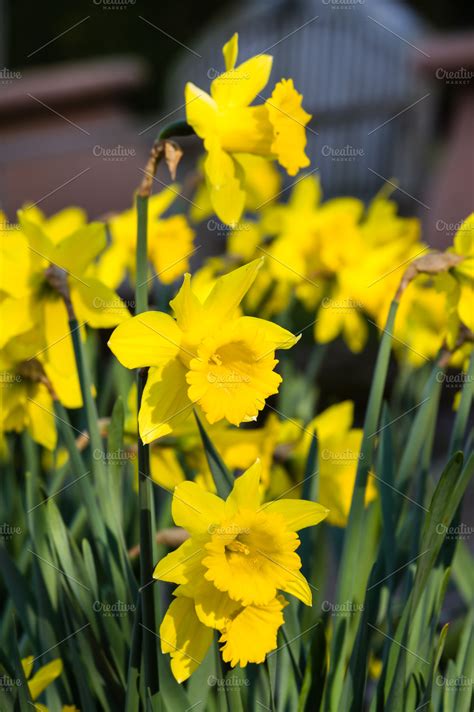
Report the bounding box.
[225,539,250,556]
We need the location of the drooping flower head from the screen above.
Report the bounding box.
[185,33,312,225]
[108,259,300,442]
[154,460,328,681]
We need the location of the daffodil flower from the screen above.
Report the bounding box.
[0,207,129,407]
[95,187,195,289]
[108,258,299,442]
[185,33,311,225]
[154,460,328,680]
[294,401,378,527]
[0,356,56,450]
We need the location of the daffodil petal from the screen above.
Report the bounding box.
[0,296,35,347]
[70,278,129,328]
[235,316,300,350]
[225,459,262,514]
[53,223,106,274]
[153,537,202,584]
[138,360,192,443]
[27,383,57,450]
[222,33,238,72]
[27,658,63,700]
[211,53,273,108]
[309,401,354,441]
[172,480,226,534]
[108,312,182,369]
[18,211,57,264]
[261,499,329,531]
[185,83,218,140]
[266,78,311,176]
[204,142,246,226]
[203,258,263,322]
[160,596,213,683]
[193,578,240,629]
[219,595,287,667]
[170,273,205,331]
[281,569,312,606]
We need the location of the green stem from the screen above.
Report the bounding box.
[449,349,474,454]
[69,319,105,473]
[135,192,159,701]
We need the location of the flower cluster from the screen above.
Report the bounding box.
[0,206,128,448]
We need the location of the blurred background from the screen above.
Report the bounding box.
[1,0,473,249]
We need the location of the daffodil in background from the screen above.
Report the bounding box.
[292,401,377,527]
[185,33,311,225]
[21,656,78,711]
[154,460,328,680]
[434,213,474,347]
[0,355,57,449]
[109,259,299,442]
[0,207,129,409]
[96,187,195,289]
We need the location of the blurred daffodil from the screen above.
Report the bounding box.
[21,656,78,711]
[0,207,128,407]
[0,356,56,450]
[109,259,299,442]
[435,214,474,345]
[185,33,311,225]
[294,401,377,527]
[96,187,195,289]
[154,460,328,680]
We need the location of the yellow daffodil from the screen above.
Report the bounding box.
[0,207,129,408]
[258,402,377,527]
[435,214,473,345]
[0,356,56,449]
[96,187,195,289]
[314,193,423,353]
[21,656,78,711]
[154,460,328,680]
[185,33,311,225]
[108,259,299,442]
[296,401,377,527]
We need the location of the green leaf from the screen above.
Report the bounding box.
[194,410,233,498]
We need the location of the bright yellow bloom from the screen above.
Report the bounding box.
[154,460,328,680]
[0,356,56,449]
[21,656,78,710]
[95,188,195,289]
[295,401,377,527]
[0,207,129,407]
[108,259,299,442]
[185,33,311,225]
